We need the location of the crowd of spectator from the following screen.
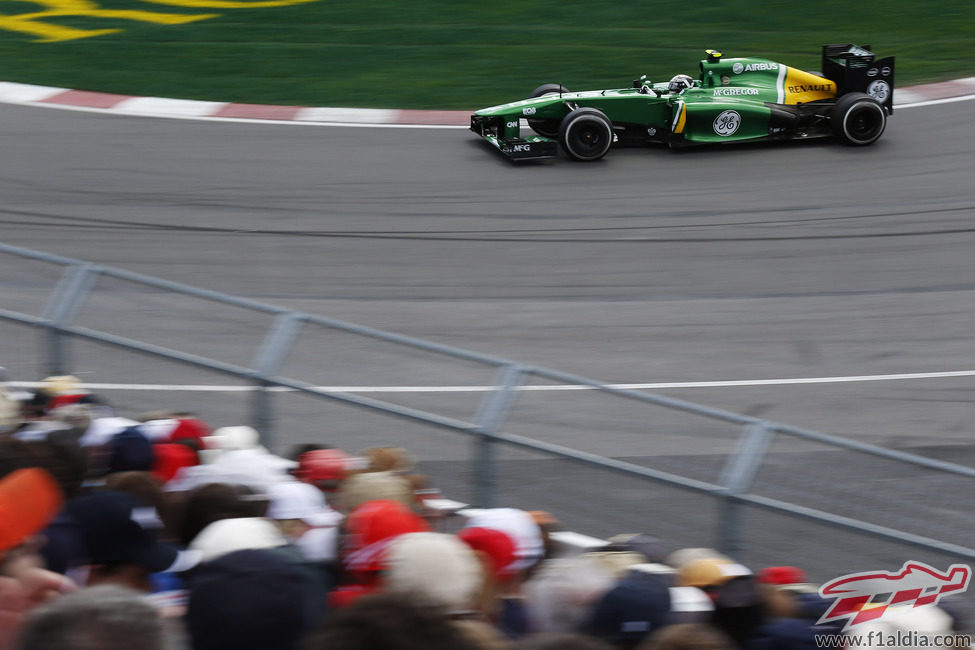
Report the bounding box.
[0,373,970,649]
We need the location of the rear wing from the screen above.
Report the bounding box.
[821,44,895,113]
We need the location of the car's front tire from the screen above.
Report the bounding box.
[831,92,887,146]
[527,84,569,138]
[559,107,613,161]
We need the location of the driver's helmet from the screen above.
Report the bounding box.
[668,74,694,93]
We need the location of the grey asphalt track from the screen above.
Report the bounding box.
[2,99,975,582]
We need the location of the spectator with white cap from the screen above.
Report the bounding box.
[265,480,342,563]
[189,516,288,564]
[164,425,295,493]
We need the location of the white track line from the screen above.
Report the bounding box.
[7,369,975,393]
[894,94,975,109]
[2,80,973,128]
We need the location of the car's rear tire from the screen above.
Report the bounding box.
[559,107,613,161]
[831,92,886,146]
[527,84,569,138]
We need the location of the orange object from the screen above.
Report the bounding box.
[0,468,63,555]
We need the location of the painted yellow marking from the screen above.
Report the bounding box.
[673,101,687,133]
[0,0,215,41]
[782,67,837,104]
[1,0,315,42]
[143,0,316,7]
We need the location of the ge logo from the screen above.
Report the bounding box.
[713,110,741,136]
[867,80,890,103]
[732,62,744,74]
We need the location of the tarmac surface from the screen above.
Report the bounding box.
[2,78,975,583]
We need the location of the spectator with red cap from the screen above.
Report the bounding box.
[330,499,430,609]
[150,442,199,485]
[295,448,354,508]
[463,508,546,639]
[744,566,839,650]
[458,526,518,625]
[165,414,211,450]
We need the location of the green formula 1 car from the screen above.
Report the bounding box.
[470,44,894,161]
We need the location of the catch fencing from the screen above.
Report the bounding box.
[2,241,974,573]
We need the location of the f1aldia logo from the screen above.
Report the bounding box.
[817,561,971,630]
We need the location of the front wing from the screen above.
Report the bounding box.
[470,115,558,161]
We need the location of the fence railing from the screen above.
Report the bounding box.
[3,241,974,562]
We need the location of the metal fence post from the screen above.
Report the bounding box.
[716,421,774,558]
[471,364,526,508]
[249,312,306,451]
[40,263,100,376]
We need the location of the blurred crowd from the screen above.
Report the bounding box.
[0,373,970,650]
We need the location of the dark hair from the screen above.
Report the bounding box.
[103,471,172,533]
[27,437,87,499]
[636,623,737,650]
[514,632,615,650]
[0,437,85,499]
[175,482,266,546]
[0,437,35,479]
[304,592,481,650]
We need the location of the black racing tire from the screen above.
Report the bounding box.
[830,92,887,146]
[558,107,613,162]
[527,83,569,138]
